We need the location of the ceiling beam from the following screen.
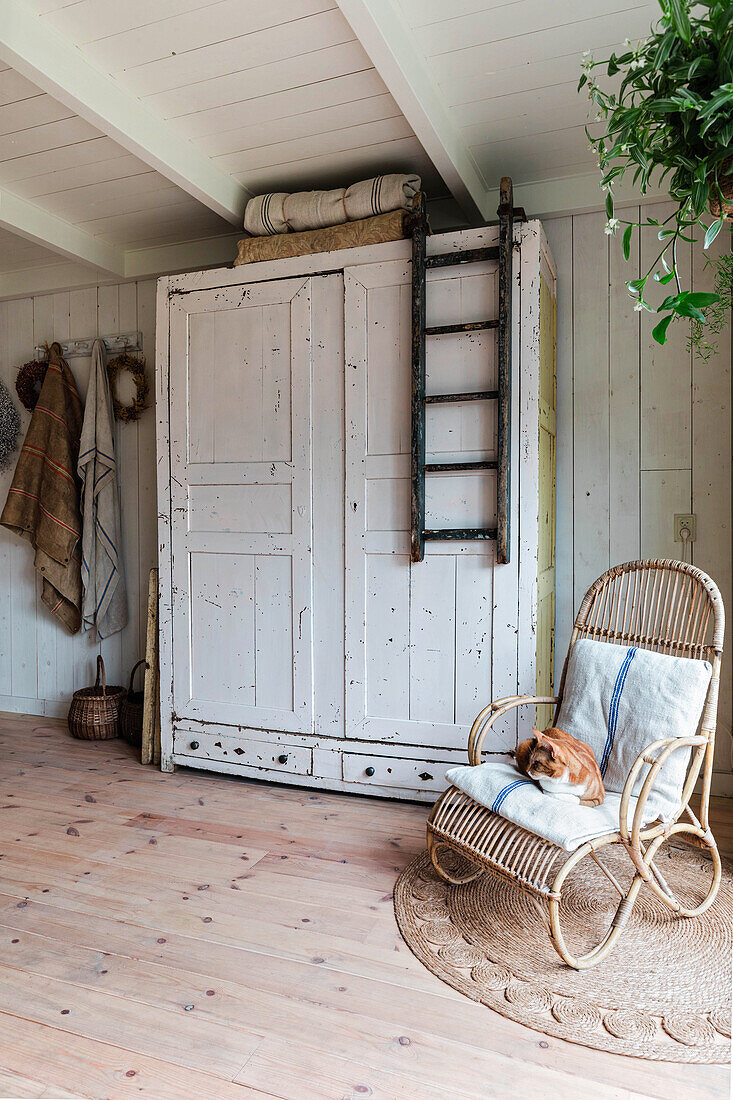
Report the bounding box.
[0,0,250,226]
[335,0,490,223]
[0,186,125,275]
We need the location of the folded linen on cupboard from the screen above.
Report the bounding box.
[244,174,421,236]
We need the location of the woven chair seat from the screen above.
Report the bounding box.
[428,785,568,899]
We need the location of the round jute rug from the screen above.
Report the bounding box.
[394,843,732,1062]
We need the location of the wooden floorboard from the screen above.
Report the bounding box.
[0,713,729,1100]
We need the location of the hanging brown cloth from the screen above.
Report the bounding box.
[0,342,83,633]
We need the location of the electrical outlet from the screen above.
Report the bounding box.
[674,514,697,542]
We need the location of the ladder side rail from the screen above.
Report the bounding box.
[496,177,514,565]
[410,192,428,563]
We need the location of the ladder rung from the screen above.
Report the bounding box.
[423,528,498,541]
[425,247,500,268]
[425,461,497,473]
[425,390,498,405]
[425,320,498,336]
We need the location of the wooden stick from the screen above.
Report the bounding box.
[141,567,159,766]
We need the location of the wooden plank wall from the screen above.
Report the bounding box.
[545,209,733,790]
[0,279,157,716]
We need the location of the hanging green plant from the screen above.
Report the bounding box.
[580,0,733,352]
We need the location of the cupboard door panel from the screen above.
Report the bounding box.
[344,263,495,752]
[169,277,316,734]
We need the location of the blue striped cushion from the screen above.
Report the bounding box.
[556,640,712,821]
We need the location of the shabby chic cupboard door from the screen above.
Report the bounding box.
[168,275,337,734]
[343,259,504,753]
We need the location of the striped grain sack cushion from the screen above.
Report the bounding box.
[343,173,420,220]
[244,193,289,236]
[244,174,421,236]
[555,640,712,821]
[284,187,347,232]
[445,758,645,851]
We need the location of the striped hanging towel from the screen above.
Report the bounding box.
[77,339,127,638]
[0,342,83,632]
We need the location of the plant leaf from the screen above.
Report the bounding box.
[652,314,674,345]
[704,218,724,248]
[667,0,691,43]
[691,178,710,216]
[605,191,614,219]
[675,302,707,321]
[685,291,720,308]
[622,223,633,261]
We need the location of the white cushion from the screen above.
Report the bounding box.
[556,640,711,821]
[445,758,640,852]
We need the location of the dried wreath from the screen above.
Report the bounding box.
[107,352,149,423]
[16,358,48,411]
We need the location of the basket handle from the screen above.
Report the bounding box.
[95,654,106,697]
[128,658,148,694]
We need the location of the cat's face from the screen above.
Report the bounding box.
[526,730,565,780]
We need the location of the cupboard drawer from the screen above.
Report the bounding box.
[174,729,311,776]
[342,753,451,793]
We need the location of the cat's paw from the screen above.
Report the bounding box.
[553,793,581,804]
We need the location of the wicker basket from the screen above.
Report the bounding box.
[119,659,147,746]
[68,655,126,740]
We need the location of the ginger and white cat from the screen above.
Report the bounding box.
[515,727,605,806]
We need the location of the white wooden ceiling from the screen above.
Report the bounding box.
[0,0,661,296]
[394,0,659,187]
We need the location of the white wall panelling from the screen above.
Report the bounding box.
[0,279,158,715]
[545,208,733,792]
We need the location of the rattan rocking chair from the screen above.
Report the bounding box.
[427,559,725,969]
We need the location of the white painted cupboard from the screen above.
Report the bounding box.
[156,223,556,800]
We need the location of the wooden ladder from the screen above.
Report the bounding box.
[410,177,517,564]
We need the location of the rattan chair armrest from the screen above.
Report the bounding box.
[618,735,708,846]
[468,695,560,765]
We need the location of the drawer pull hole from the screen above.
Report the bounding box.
[190,741,199,751]
[365,766,375,777]
[278,754,289,764]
